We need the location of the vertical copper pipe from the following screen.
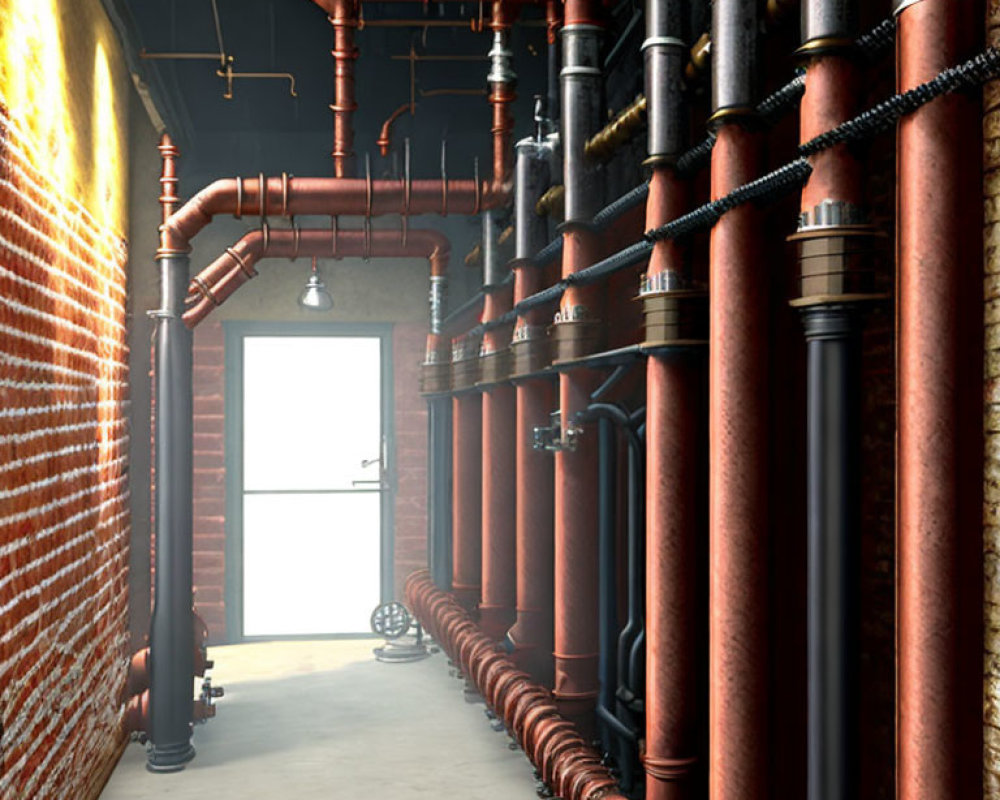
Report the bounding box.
[644,166,702,800]
[985,5,1000,794]
[453,393,483,611]
[897,2,983,799]
[554,229,603,726]
[552,0,605,727]
[511,374,556,683]
[328,0,359,177]
[709,123,767,800]
[480,383,517,638]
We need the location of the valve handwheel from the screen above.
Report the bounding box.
[370,601,411,639]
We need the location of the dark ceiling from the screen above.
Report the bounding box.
[123,0,553,186]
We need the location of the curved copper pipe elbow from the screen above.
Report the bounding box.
[377,102,412,157]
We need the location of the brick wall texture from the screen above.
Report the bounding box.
[0,103,131,798]
[190,320,429,642]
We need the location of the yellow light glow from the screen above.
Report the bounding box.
[0,0,130,236]
[92,42,121,234]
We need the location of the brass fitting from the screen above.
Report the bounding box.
[584,95,648,162]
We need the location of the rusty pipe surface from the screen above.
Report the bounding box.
[324,0,359,177]
[480,384,517,639]
[644,164,703,800]
[453,394,484,611]
[182,227,450,327]
[897,2,984,799]
[709,121,767,800]
[986,5,1000,794]
[405,571,628,800]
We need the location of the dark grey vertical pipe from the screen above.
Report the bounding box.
[597,417,618,754]
[561,23,604,221]
[428,396,453,591]
[711,0,758,115]
[515,135,552,260]
[802,306,861,800]
[547,38,561,124]
[148,254,196,773]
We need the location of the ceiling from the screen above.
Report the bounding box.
[121,0,552,186]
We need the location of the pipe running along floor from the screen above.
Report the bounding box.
[101,639,539,799]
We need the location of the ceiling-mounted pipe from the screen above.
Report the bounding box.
[896,1,984,799]
[708,1,767,799]
[325,0,359,177]
[183,227,450,327]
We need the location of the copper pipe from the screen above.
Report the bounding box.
[404,571,629,800]
[157,133,180,225]
[897,2,983,799]
[644,168,702,800]
[452,394,483,611]
[985,5,1000,794]
[162,176,505,253]
[509,372,556,685]
[323,0,360,177]
[480,283,517,638]
[183,227,450,327]
[709,121,767,800]
[376,103,412,156]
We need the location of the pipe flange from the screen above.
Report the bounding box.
[641,35,686,53]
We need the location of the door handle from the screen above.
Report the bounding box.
[360,456,382,469]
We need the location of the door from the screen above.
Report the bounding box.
[225,326,393,639]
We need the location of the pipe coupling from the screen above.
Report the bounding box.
[429,275,447,335]
[451,334,483,390]
[789,203,885,307]
[487,30,517,86]
[711,0,758,119]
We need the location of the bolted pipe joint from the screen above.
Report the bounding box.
[488,29,517,88]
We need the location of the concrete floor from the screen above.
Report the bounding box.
[102,639,539,799]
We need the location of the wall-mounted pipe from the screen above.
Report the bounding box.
[793,4,867,800]
[896,1,984,798]
[639,0,706,797]
[708,1,767,798]
[506,121,558,682]
[552,0,606,727]
[148,135,196,772]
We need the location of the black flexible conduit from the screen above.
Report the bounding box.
[449,26,998,343]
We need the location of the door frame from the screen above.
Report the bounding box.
[222,321,395,642]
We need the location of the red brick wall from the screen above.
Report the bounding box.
[190,320,429,642]
[0,104,131,798]
[392,322,429,599]
[192,320,226,641]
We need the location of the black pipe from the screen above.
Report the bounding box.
[428,396,453,591]
[597,416,619,755]
[802,306,862,800]
[148,253,196,773]
[623,422,645,700]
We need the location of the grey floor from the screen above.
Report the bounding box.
[102,639,538,799]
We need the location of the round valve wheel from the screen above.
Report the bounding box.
[370,601,412,639]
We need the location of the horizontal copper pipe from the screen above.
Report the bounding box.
[161,175,507,254]
[183,227,450,327]
[405,571,628,800]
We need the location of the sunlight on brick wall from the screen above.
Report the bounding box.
[0,97,131,797]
